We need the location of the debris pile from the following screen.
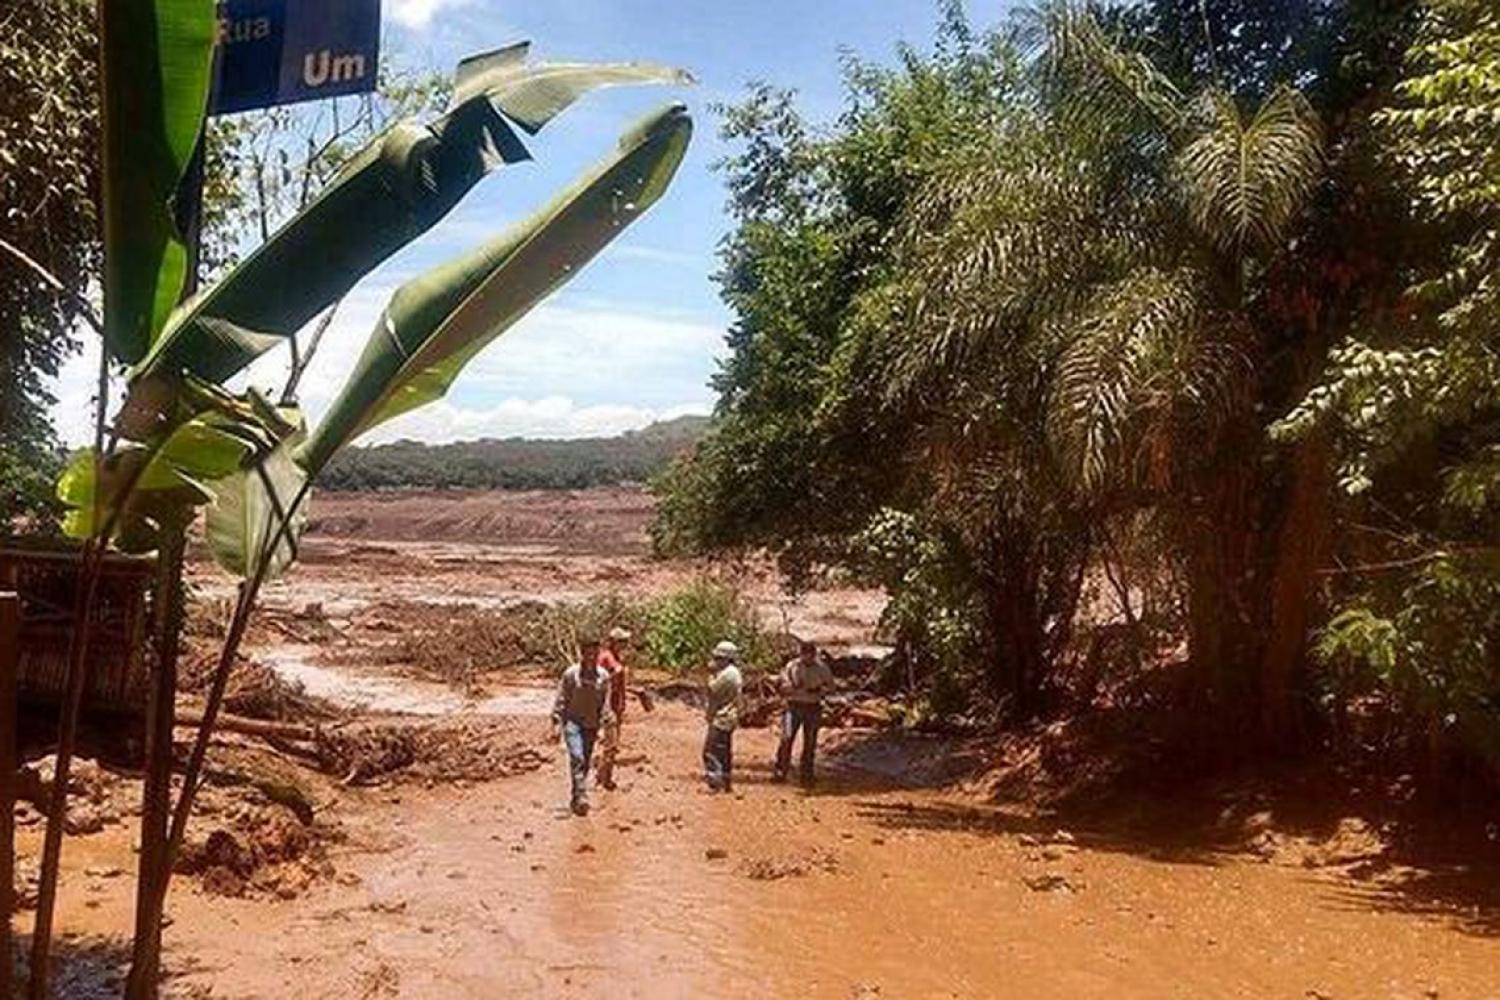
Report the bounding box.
[174,801,334,900]
[17,755,137,835]
[314,717,548,785]
[330,599,553,692]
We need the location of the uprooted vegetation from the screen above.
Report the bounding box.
[183,597,341,722]
[310,579,786,696]
[312,717,550,785]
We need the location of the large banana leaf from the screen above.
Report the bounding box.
[129,43,689,389]
[101,0,217,364]
[204,427,309,580]
[298,103,693,473]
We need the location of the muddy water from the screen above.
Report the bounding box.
[151,704,1500,999]
[262,644,554,716]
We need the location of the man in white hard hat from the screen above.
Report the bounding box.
[702,640,744,792]
[595,626,632,791]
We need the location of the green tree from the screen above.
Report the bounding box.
[0,0,98,528]
[1275,0,1500,769]
[657,0,1421,739]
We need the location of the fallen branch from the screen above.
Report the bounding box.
[174,710,316,744]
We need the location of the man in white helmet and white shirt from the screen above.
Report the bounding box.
[702,640,743,792]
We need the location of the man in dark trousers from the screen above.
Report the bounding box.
[774,639,835,785]
[551,637,614,816]
[703,640,743,792]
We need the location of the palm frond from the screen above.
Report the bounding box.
[882,140,1143,406]
[1029,2,1188,142]
[1174,86,1324,255]
[1049,267,1253,493]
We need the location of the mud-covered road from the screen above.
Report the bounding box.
[145,703,1495,999]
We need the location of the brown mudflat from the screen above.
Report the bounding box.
[14,488,1500,996]
[16,704,1499,998]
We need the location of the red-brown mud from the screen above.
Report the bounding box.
[14,488,1500,996]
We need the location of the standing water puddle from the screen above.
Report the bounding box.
[259,645,553,717]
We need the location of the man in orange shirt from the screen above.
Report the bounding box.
[595,626,632,790]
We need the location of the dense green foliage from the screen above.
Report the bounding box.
[0,0,97,528]
[318,415,707,491]
[655,0,1500,776]
[1274,0,1500,767]
[641,579,776,675]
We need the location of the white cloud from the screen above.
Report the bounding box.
[388,0,474,30]
[48,293,725,448]
[358,396,711,444]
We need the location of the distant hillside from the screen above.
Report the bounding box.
[315,415,710,492]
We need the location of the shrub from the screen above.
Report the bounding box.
[526,592,648,663]
[643,579,775,675]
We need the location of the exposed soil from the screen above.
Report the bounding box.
[19,707,1500,998]
[13,487,1500,997]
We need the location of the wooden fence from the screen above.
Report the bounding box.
[0,546,154,716]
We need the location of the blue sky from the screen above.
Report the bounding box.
[52,0,966,445]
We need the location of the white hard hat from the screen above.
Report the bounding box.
[712,640,739,659]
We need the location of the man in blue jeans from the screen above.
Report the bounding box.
[550,637,614,816]
[773,639,835,785]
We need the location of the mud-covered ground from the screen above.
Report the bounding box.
[13,487,1500,997]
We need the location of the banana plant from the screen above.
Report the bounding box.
[108,61,694,1000]
[49,9,696,994]
[63,44,690,557]
[129,41,690,388]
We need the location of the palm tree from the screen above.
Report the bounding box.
[867,3,1331,739]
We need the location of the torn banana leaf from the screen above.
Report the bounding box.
[130,43,690,389]
[299,102,693,473]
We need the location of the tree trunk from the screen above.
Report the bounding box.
[127,516,188,1000]
[1257,436,1330,749]
[981,531,1046,717]
[1183,461,1265,741]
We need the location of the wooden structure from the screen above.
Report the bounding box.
[0,545,155,717]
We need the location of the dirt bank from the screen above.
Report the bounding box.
[305,486,658,555]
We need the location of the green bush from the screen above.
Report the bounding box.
[643,579,775,675]
[525,581,777,676]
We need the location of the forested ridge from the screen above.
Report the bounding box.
[654,0,1500,788]
[316,415,708,491]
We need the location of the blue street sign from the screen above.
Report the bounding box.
[211,0,381,115]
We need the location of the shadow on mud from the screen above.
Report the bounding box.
[809,726,1500,938]
[9,934,138,999]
